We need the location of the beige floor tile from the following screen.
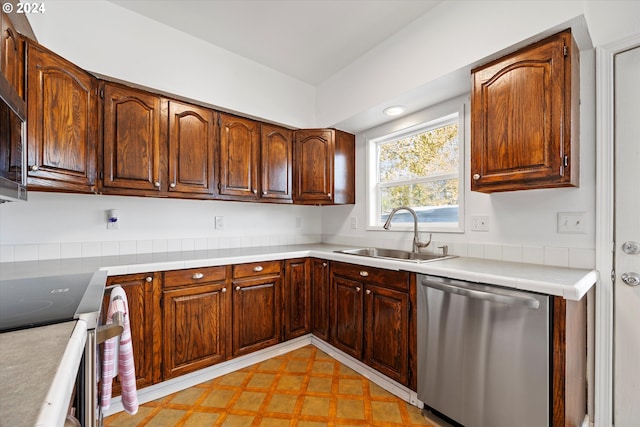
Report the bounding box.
[182,411,221,426]
[233,391,267,411]
[338,378,363,395]
[169,387,206,405]
[311,360,335,375]
[289,347,314,359]
[257,358,286,372]
[300,396,331,417]
[266,393,299,413]
[201,388,237,408]
[146,408,187,426]
[369,381,395,398]
[217,371,249,386]
[306,376,333,394]
[221,414,255,426]
[259,417,293,427]
[285,359,309,373]
[276,374,304,391]
[247,373,277,389]
[336,398,365,420]
[371,401,403,423]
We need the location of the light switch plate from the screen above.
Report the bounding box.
[557,212,587,234]
[215,216,224,230]
[471,215,490,231]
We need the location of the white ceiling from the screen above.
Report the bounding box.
[107,0,442,86]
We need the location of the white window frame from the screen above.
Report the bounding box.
[366,99,465,233]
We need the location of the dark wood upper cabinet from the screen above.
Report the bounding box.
[101,82,163,193]
[1,10,23,98]
[168,100,217,195]
[260,123,293,202]
[219,113,260,200]
[471,29,579,193]
[26,42,99,193]
[293,129,355,205]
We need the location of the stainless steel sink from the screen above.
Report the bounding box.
[334,247,456,263]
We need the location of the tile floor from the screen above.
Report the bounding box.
[104,345,442,426]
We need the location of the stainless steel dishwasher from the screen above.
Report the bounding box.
[417,275,550,427]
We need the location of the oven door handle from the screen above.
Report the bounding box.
[96,312,124,344]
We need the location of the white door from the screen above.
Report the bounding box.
[614,45,640,427]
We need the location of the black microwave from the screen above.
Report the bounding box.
[0,72,27,203]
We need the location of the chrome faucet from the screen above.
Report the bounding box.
[383,206,432,253]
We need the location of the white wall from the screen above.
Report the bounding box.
[25,0,316,129]
[0,192,321,262]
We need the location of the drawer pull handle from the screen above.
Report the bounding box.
[473,173,481,180]
[356,286,361,292]
[235,286,241,291]
[192,273,204,280]
[145,276,152,282]
[253,266,263,272]
[322,262,328,267]
[154,181,160,188]
[359,271,369,277]
[366,289,372,295]
[221,287,227,293]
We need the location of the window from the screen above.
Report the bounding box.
[367,103,464,232]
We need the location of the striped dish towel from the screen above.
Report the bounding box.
[101,285,138,414]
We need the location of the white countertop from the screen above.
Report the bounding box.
[0,243,597,300]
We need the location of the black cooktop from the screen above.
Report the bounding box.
[0,272,106,332]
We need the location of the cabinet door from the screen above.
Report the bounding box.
[26,42,98,192]
[330,275,363,359]
[294,129,334,204]
[102,83,162,192]
[103,273,157,394]
[261,123,292,201]
[471,30,576,192]
[310,259,330,341]
[168,101,217,195]
[162,282,228,379]
[283,258,310,340]
[364,284,409,385]
[1,11,23,97]
[219,113,259,199]
[232,275,281,356]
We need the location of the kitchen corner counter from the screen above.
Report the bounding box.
[0,243,598,300]
[0,320,85,427]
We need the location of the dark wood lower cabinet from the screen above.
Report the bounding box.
[162,282,229,379]
[310,258,330,341]
[283,258,310,340]
[232,261,282,357]
[330,261,413,386]
[103,273,159,395]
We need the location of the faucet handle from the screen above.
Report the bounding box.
[437,245,449,256]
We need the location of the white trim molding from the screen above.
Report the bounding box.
[595,33,640,427]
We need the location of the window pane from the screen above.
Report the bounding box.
[378,123,458,184]
[380,179,459,224]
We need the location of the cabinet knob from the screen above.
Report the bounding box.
[30,165,39,171]
[366,289,372,295]
[263,191,267,195]
[154,181,160,187]
[170,183,176,188]
[252,189,258,194]
[253,266,263,272]
[221,287,227,293]
[473,173,481,180]
[327,192,332,198]
[235,286,241,291]
[359,271,369,277]
[145,276,153,282]
[356,286,361,292]
[322,262,328,267]
[192,272,204,280]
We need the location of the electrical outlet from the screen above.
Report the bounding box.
[557,212,586,234]
[471,215,490,231]
[350,217,357,229]
[214,216,224,230]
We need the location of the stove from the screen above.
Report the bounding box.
[0,271,107,332]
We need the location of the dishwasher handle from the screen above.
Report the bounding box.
[422,277,540,310]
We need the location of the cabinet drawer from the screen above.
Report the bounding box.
[164,266,227,288]
[331,262,409,291]
[233,261,282,279]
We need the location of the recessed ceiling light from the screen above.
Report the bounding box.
[383,105,405,116]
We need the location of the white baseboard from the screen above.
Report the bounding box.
[103,335,419,417]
